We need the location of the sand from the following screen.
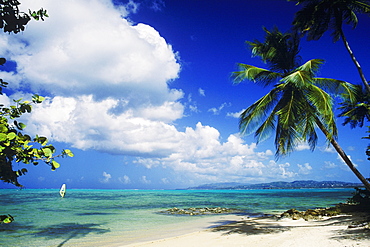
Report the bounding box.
[120,214,370,247]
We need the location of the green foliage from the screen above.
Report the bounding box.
[289,0,370,93]
[290,0,370,42]
[338,86,370,128]
[29,8,48,21]
[348,186,370,209]
[0,0,48,34]
[0,91,74,187]
[247,27,301,73]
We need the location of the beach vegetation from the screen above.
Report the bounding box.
[348,186,370,208]
[232,27,370,191]
[0,1,73,187]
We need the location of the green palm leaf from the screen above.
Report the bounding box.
[338,86,370,128]
[313,78,357,102]
[233,64,280,87]
[239,88,281,136]
[294,59,324,75]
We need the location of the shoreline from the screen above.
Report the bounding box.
[75,214,247,247]
[105,213,370,247]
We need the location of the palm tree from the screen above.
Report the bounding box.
[338,86,370,162]
[233,27,370,191]
[290,0,370,93]
[338,85,370,128]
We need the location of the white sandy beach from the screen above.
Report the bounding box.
[119,214,370,247]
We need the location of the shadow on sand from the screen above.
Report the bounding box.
[210,215,370,241]
[330,214,370,242]
[34,222,110,247]
[210,216,290,235]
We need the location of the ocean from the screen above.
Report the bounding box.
[0,188,355,247]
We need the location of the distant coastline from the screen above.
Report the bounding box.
[187,180,363,190]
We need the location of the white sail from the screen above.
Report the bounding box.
[60,184,66,198]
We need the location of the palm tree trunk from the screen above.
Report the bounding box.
[340,29,370,93]
[315,118,370,191]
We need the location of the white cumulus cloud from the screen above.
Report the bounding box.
[226,109,244,118]
[2,0,181,103]
[119,175,131,184]
[208,102,230,115]
[297,163,312,175]
[198,88,205,96]
[141,176,151,184]
[100,171,112,183]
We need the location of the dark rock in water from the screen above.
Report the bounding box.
[159,207,242,215]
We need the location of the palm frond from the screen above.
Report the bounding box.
[247,27,301,73]
[316,113,338,142]
[239,88,281,136]
[294,59,324,75]
[232,64,281,87]
[275,121,302,156]
[338,86,370,128]
[247,40,277,62]
[313,78,357,102]
[298,106,318,151]
[352,1,370,13]
[281,70,312,89]
[308,82,337,141]
[339,104,369,127]
[306,84,333,116]
[275,89,297,128]
[271,87,309,155]
[292,0,370,42]
[254,113,276,144]
[344,9,358,28]
[305,85,337,141]
[293,1,330,41]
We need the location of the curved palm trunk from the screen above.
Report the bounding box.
[340,30,370,93]
[315,118,370,191]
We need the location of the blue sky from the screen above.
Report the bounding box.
[1,0,370,189]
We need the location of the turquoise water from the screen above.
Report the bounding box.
[0,188,354,246]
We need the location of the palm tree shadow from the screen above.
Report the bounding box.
[34,222,110,247]
[211,215,370,241]
[332,227,370,242]
[210,217,291,236]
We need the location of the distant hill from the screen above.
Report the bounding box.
[188,180,363,190]
[187,182,246,189]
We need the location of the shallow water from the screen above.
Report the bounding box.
[0,188,354,246]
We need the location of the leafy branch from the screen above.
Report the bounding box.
[0,0,48,33]
[0,63,73,187]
